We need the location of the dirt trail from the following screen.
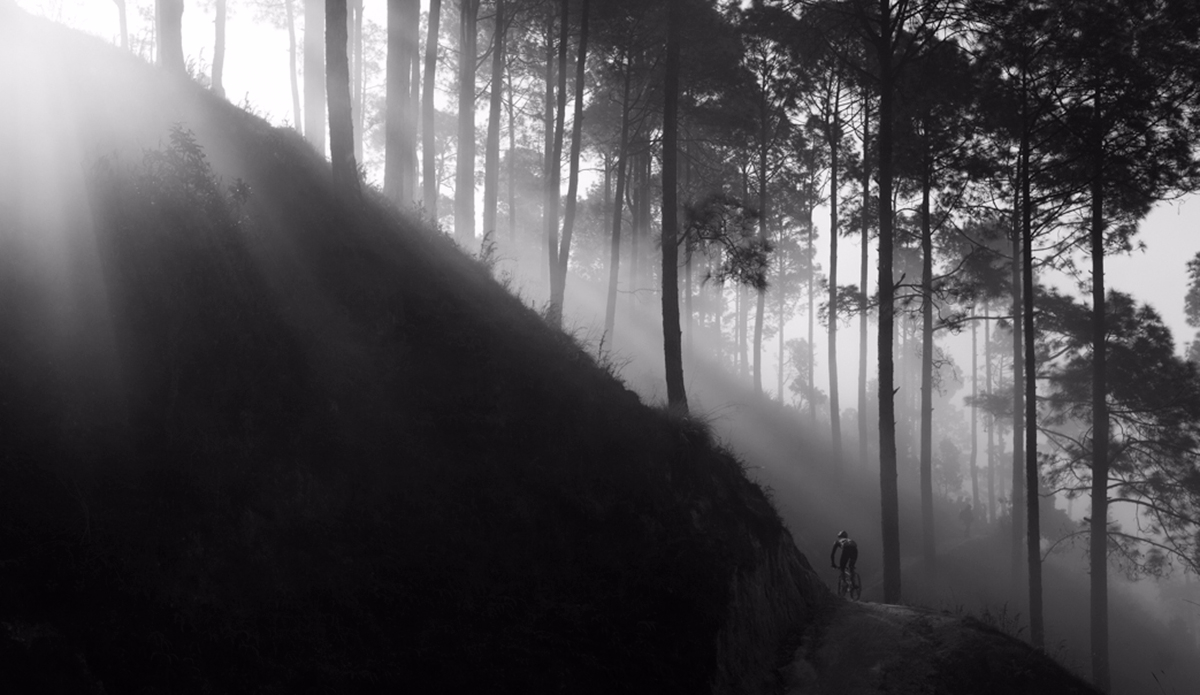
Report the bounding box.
[778,601,1099,695]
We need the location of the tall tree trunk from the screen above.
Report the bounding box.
[640,153,652,289]
[506,64,517,243]
[483,0,506,238]
[859,87,871,469]
[1088,147,1110,693]
[156,0,185,74]
[113,0,129,50]
[738,284,748,378]
[1010,199,1026,592]
[541,16,557,290]
[421,0,442,214]
[545,1,569,321]
[875,1,902,603]
[385,0,419,206]
[604,62,632,340]
[455,0,480,244]
[970,310,979,512]
[304,0,326,154]
[919,164,934,572]
[604,153,612,285]
[286,0,302,133]
[684,140,694,360]
[410,36,420,194]
[327,0,360,202]
[753,268,766,392]
[778,279,786,401]
[630,153,644,310]
[828,103,842,469]
[685,246,693,355]
[405,0,420,202]
[754,89,769,396]
[1021,124,1043,649]
[661,0,687,411]
[553,0,590,322]
[212,0,226,97]
[351,0,364,161]
[807,201,815,424]
[985,308,995,524]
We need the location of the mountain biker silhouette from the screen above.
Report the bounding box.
[831,530,858,574]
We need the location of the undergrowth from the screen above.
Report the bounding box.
[0,108,794,694]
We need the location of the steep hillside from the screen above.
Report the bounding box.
[0,11,1101,695]
[0,12,825,693]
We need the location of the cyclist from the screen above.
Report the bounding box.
[830,530,858,577]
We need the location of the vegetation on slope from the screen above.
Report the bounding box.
[0,17,823,693]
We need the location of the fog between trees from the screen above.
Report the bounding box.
[16,0,1200,692]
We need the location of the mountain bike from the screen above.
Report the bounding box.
[836,566,861,600]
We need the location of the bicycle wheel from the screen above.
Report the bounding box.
[837,572,848,598]
[850,572,862,600]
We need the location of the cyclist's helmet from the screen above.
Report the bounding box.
[837,530,848,539]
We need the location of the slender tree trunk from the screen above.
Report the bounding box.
[113,0,129,50]
[405,0,420,202]
[421,0,442,214]
[970,310,979,512]
[385,0,418,206]
[604,63,632,340]
[541,17,557,291]
[778,281,786,402]
[985,309,995,524]
[661,0,687,410]
[685,247,693,356]
[351,0,364,161]
[876,5,902,603]
[410,37,420,195]
[603,153,612,257]
[898,316,908,445]
[212,0,226,97]
[630,153,644,310]
[483,0,506,238]
[1011,197,1026,591]
[641,153,652,288]
[327,0,360,202]
[919,164,935,572]
[738,284,748,378]
[807,204,815,423]
[286,0,302,133]
[455,0,480,243]
[156,0,185,74]
[828,104,842,469]
[753,270,766,391]
[684,140,694,359]
[506,64,517,243]
[754,89,769,396]
[553,0,590,323]
[1088,147,1110,693]
[1021,124,1043,649]
[304,0,326,154]
[545,0,569,322]
[859,87,871,469]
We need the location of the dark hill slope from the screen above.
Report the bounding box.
[0,11,1101,695]
[0,12,823,694]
